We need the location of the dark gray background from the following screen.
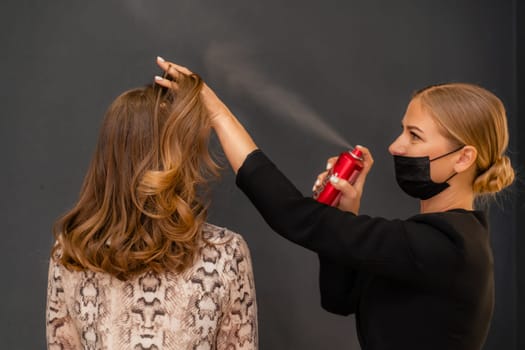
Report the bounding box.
[0,1,522,349]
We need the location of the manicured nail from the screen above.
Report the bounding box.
[326,163,332,170]
[154,76,164,81]
[329,175,339,184]
[315,179,321,186]
[157,56,165,62]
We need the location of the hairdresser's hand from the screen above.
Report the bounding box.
[154,56,257,173]
[313,146,374,214]
[154,56,234,126]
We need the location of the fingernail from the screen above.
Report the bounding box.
[329,175,339,184]
[315,179,321,186]
[157,56,165,62]
[154,75,164,81]
[326,163,332,170]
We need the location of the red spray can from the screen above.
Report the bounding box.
[313,148,364,206]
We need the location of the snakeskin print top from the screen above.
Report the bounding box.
[46,223,258,350]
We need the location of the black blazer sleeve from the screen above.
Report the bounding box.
[236,150,464,284]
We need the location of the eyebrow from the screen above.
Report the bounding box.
[408,125,424,133]
[404,124,424,133]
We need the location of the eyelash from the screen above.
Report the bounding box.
[410,131,421,141]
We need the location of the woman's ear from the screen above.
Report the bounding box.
[454,145,478,173]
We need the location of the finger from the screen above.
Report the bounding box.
[156,56,192,75]
[355,145,374,174]
[154,75,180,91]
[329,176,357,198]
[156,56,193,79]
[352,145,374,191]
[326,156,338,170]
[312,171,329,191]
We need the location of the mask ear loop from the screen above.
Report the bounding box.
[429,145,465,183]
[429,145,465,162]
[442,171,459,183]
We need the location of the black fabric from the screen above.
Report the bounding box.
[392,146,463,200]
[236,150,494,350]
[393,154,451,199]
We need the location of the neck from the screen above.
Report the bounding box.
[419,186,474,214]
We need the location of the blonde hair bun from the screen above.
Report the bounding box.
[473,155,515,194]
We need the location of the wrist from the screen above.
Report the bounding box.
[211,112,235,129]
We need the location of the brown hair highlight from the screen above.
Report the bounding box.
[52,73,219,280]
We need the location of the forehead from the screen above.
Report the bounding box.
[402,98,439,132]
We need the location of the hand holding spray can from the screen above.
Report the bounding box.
[313,147,364,206]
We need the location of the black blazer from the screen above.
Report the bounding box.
[236,150,493,350]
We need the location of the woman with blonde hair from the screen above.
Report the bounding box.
[155,57,514,350]
[46,73,258,349]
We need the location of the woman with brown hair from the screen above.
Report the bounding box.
[46,73,258,349]
[155,57,515,350]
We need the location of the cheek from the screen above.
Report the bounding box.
[429,160,454,182]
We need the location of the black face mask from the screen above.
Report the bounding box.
[393,146,464,200]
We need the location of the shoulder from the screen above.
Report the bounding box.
[406,210,488,237]
[201,223,250,251]
[402,210,490,265]
[48,244,67,277]
[197,223,254,278]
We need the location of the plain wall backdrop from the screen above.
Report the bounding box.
[0,1,521,349]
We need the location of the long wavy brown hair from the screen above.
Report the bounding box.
[52,73,219,280]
